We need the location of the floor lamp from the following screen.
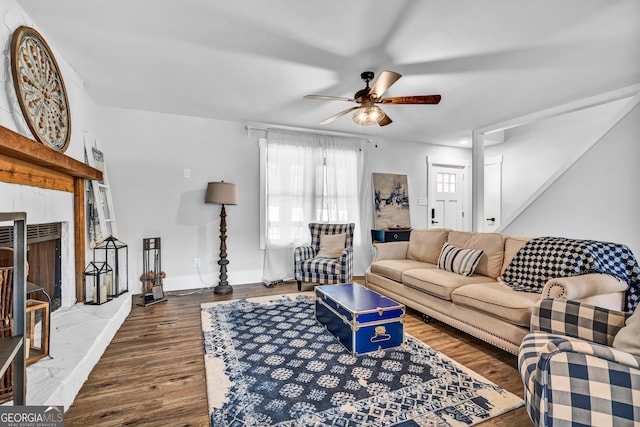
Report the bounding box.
[205,181,238,295]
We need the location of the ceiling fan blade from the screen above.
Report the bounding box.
[380,95,442,104]
[319,106,360,125]
[378,114,393,127]
[369,70,402,100]
[304,95,357,102]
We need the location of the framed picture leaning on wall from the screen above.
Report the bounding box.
[372,173,411,230]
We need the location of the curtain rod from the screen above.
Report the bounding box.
[244,122,372,142]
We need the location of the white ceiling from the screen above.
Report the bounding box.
[16,0,640,146]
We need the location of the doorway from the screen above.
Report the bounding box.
[483,156,502,231]
[427,158,469,230]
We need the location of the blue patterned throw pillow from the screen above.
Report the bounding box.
[437,242,484,276]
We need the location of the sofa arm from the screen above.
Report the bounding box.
[530,336,640,427]
[294,245,315,263]
[545,336,640,370]
[372,241,409,261]
[339,247,354,281]
[542,273,628,300]
[531,298,627,346]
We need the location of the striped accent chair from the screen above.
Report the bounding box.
[294,223,355,291]
[518,298,640,426]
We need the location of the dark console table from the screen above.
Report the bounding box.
[371,229,412,243]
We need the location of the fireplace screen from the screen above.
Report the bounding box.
[0,222,62,312]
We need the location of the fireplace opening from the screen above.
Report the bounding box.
[0,222,62,311]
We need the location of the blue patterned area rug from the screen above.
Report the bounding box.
[201,293,523,426]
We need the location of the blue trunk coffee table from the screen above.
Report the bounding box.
[315,283,405,355]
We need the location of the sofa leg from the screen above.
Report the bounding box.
[297,280,302,291]
[422,313,431,323]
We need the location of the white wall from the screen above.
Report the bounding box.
[486,98,628,223]
[94,107,473,292]
[503,103,640,255]
[366,136,472,230]
[93,107,263,292]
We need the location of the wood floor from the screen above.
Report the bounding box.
[64,280,532,426]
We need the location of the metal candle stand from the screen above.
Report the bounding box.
[138,237,167,306]
[84,234,128,305]
[83,261,113,305]
[93,235,128,298]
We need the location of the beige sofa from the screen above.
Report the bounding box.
[365,229,628,355]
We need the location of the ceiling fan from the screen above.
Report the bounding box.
[304,70,441,127]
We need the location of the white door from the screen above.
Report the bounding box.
[483,156,502,231]
[429,165,465,230]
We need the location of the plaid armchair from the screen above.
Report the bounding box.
[294,223,355,291]
[518,298,640,426]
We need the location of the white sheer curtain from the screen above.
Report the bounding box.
[262,129,372,284]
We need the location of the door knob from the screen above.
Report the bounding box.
[431,208,439,224]
[486,217,496,222]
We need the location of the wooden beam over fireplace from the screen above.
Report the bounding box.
[0,125,103,303]
[0,126,102,181]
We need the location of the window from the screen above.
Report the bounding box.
[262,136,361,247]
[437,172,456,193]
[259,129,368,283]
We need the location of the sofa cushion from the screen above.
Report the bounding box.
[447,231,505,279]
[370,259,435,282]
[501,236,531,275]
[403,268,496,300]
[451,282,541,327]
[437,243,484,277]
[407,228,449,264]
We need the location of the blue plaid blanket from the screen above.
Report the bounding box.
[500,236,640,312]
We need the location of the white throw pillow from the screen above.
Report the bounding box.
[316,233,346,259]
[612,308,640,355]
[437,242,484,277]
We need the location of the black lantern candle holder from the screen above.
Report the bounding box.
[138,237,166,306]
[84,261,113,305]
[93,235,128,297]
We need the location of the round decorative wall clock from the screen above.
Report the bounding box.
[10,26,71,153]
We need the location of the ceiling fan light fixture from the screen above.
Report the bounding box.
[352,105,385,126]
[305,70,441,127]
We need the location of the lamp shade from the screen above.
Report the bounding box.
[205,181,238,205]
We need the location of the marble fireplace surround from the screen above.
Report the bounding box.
[1,125,131,408]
